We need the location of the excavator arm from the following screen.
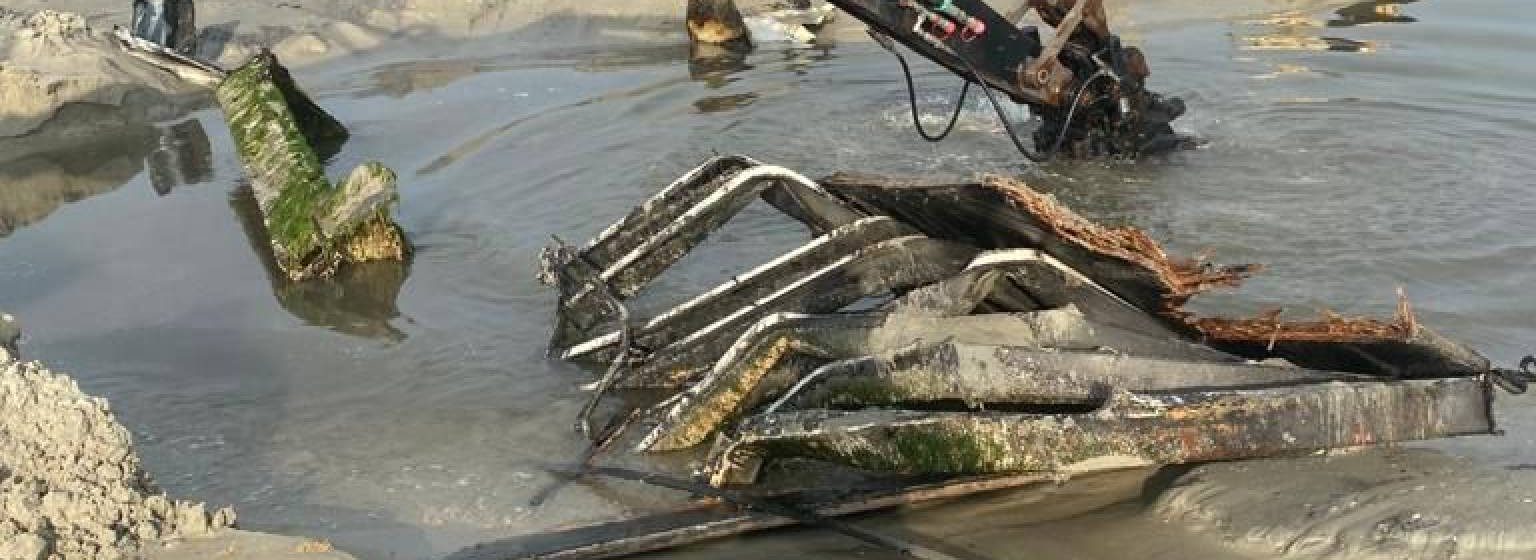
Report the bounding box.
[827,0,1189,158]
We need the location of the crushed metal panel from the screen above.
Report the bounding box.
[813,172,1495,379]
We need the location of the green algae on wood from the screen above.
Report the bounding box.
[215,50,405,281]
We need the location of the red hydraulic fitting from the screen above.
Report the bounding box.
[927,13,957,37]
[960,17,986,41]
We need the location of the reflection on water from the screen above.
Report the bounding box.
[688,44,753,87]
[367,59,495,98]
[148,119,214,196]
[230,187,409,341]
[689,44,759,112]
[1235,1,1413,53]
[0,117,212,236]
[1329,0,1418,27]
[1240,34,1374,52]
[694,92,759,113]
[359,43,696,99]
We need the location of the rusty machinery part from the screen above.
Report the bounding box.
[830,0,1189,159]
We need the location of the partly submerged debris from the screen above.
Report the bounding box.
[525,155,1531,556]
[686,0,753,49]
[216,51,406,281]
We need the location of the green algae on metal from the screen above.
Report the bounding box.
[216,51,405,281]
[708,378,1496,483]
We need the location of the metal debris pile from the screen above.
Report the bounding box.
[540,155,1532,489]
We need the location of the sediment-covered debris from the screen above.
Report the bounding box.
[539,155,1528,488]
[216,51,407,281]
[520,154,1532,557]
[686,0,752,48]
[0,327,234,560]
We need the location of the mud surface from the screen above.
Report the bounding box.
[1158,449,1536,559]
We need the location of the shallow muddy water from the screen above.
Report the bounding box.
[1,0,1533,558]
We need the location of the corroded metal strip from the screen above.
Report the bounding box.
[618,237,982,387]
[793,342,1360,411]
[581,156,758,267]
[215,51,403,281]
[549,161,871,349]
[710,378,1495,481]
[966,248,1191,338]
[559,217,916,361]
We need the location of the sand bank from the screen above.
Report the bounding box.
[0,316,356,560]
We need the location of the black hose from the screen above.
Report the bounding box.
[893,48,972,142]
[954,54,1046,162]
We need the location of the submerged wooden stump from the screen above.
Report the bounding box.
[216,51,407,281]
[687,0,753,49]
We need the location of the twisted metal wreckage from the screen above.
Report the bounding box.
[506,155,1536,559]
[504,1,1535,558]
[540,153,1533,474]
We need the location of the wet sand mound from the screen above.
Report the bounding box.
[1157,448,1536,559]
[0,336,236,559]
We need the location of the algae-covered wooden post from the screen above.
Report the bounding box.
[216,50,407,281]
